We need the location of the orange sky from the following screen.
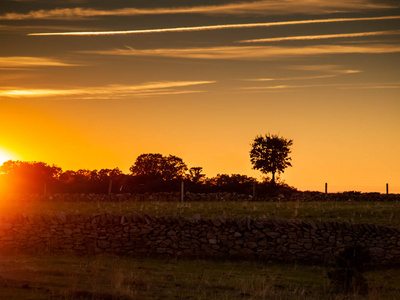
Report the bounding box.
[0,0,399,193]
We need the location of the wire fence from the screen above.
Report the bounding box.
[297,184,400,194]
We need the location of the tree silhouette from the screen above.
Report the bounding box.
[130,153,187,181]
[130,153,164,178]
[0,160,61,193]
[250,134,293,184]
[162,155,188,180]
[187,167,206,184]
[56,167,125,193]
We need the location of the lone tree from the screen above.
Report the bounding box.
[250,134,293,184]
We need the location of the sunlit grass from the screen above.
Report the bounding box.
[0,197,399,228]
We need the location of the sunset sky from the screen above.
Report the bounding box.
[1,0,399,193]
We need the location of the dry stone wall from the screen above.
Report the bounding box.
[39,192,400,202]
[0,213,399,266]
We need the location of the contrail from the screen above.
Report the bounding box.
[28,15,400,36]
[239,29,400,43]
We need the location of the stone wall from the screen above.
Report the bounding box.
[0,213,399,266]
[39,192,400,202]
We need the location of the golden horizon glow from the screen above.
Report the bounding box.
[0,148,18,166]
[2,1,399,194]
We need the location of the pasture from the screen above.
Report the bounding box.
[1,199,399,228]
[0,197,399,299]
[0,252,400,299]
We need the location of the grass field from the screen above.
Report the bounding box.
[0,253,399,299]
[2,199,399,228]
[1,198,399,299]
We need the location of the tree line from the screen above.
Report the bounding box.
[0,134,294,195]
[0,155,261,195]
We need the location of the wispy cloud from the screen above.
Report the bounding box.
[239,30,400,43]
[0,81,216,98]
[0,24,101,33]
[91,44,400,60]
[245,65,361,81]
[2,0,397,20]
[0,56,77,69]
[241,82,400,91]
[246,75,337,81]
[338,83,400,89]
[28,16,400,36]
[288,64,359,72]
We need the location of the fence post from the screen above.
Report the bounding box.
[325,183,328,195]
[108,179,112,200]
[181,180,184,202]
[386,183,389,195]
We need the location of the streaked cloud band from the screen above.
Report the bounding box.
[242,82,400,91]
[28,16,400,36]
[0,56,76,69]
[93,44,400,60]
[3,0,397,20]
[240,30,400,43]
[0,81,215,98]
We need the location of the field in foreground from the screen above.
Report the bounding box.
[0,198,399,299]
[0,253,399,300]
[1,199,399,228]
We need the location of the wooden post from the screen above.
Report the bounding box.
[325,183,328,195]
[108,179,112,200]
[180,180,184,202]
[386,183,389,195]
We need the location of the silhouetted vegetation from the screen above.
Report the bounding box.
[328,243,370,294]
[0,152,297,196]
[250,134,293,184]
[127,153,188,193]
[0,160,61,194]
[190,173,257,194]
[54,168,125,194]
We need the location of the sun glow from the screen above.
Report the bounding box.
[0,148,17,166]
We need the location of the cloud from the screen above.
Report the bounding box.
[0,81,216,98]
[245,74,357,82]
[287,64,359,72]
[338,84,400,89]
[0,56,77,69]
[239,30,400,43]
[27,16,400,36]
[241,82,400,91]
[2,0,397,20]
[244,65,361,81]
[0,24,101,33]
[91,44,400,60]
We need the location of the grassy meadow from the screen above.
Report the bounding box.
[0,252,400,299]
[1,198,399,228]
[0,197,399,299]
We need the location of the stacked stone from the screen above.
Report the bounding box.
[30,192,400,202]
[0,213,399,265]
